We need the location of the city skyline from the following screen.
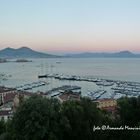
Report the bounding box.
[0,0,140,53]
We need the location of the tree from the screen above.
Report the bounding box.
[117,96,140,125]
[116,96,140,139]
[9,95,63,140]
[8,95,140,140]
[0,120,6,135]
[61,98,104,140]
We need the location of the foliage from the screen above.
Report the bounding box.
[9,95,62,140]
[117,96,140,125]
[1,95,140,139]
[0,119,6,136]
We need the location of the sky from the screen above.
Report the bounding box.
[0,0,140,53]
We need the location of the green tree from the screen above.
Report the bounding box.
[61,98,104,140]
[117,96,140,125]
[115,96,140,139]
[8,95,140,140]
[9,95,63,140]
[0,119,6,135]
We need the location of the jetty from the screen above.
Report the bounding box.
[38,73,115,86]
[16,81,48,91]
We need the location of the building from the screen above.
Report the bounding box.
[57,92,81,103]
[95,98,117,112]
[0,109,12,121]
[0,86,35,119]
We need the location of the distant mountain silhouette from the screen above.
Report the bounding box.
[65,51,140,58]
[1,47,140,58]
[0,47,60,58]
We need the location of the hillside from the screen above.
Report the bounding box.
[0,47,60,58]
[65,51,140,58]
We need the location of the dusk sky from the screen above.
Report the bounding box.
[0,0,140,53]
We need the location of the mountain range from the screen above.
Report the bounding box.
[0,47,60,58]
[0,47,140,58]
[66,51,140,58]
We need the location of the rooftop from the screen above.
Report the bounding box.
[58,92,80,102]
[96,98,116,102]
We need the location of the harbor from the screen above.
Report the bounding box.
[1,70,140,101]
[37,73,140,100]
[1,58,140,123]
[1,58,140,101]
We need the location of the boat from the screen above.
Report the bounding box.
[15,81,47,91]
[38,75,47,78]
[86,90,106,100]
[56,62,61,64]
[96,81,114,86]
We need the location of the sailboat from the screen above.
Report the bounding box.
[38,61,48,78]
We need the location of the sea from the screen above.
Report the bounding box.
[0,58,140,96]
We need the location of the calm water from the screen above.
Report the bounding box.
[0,58,140,95]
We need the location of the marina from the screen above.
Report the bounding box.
[37,73,140,100]
[2,72,140,100]
[1,58,140,100]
